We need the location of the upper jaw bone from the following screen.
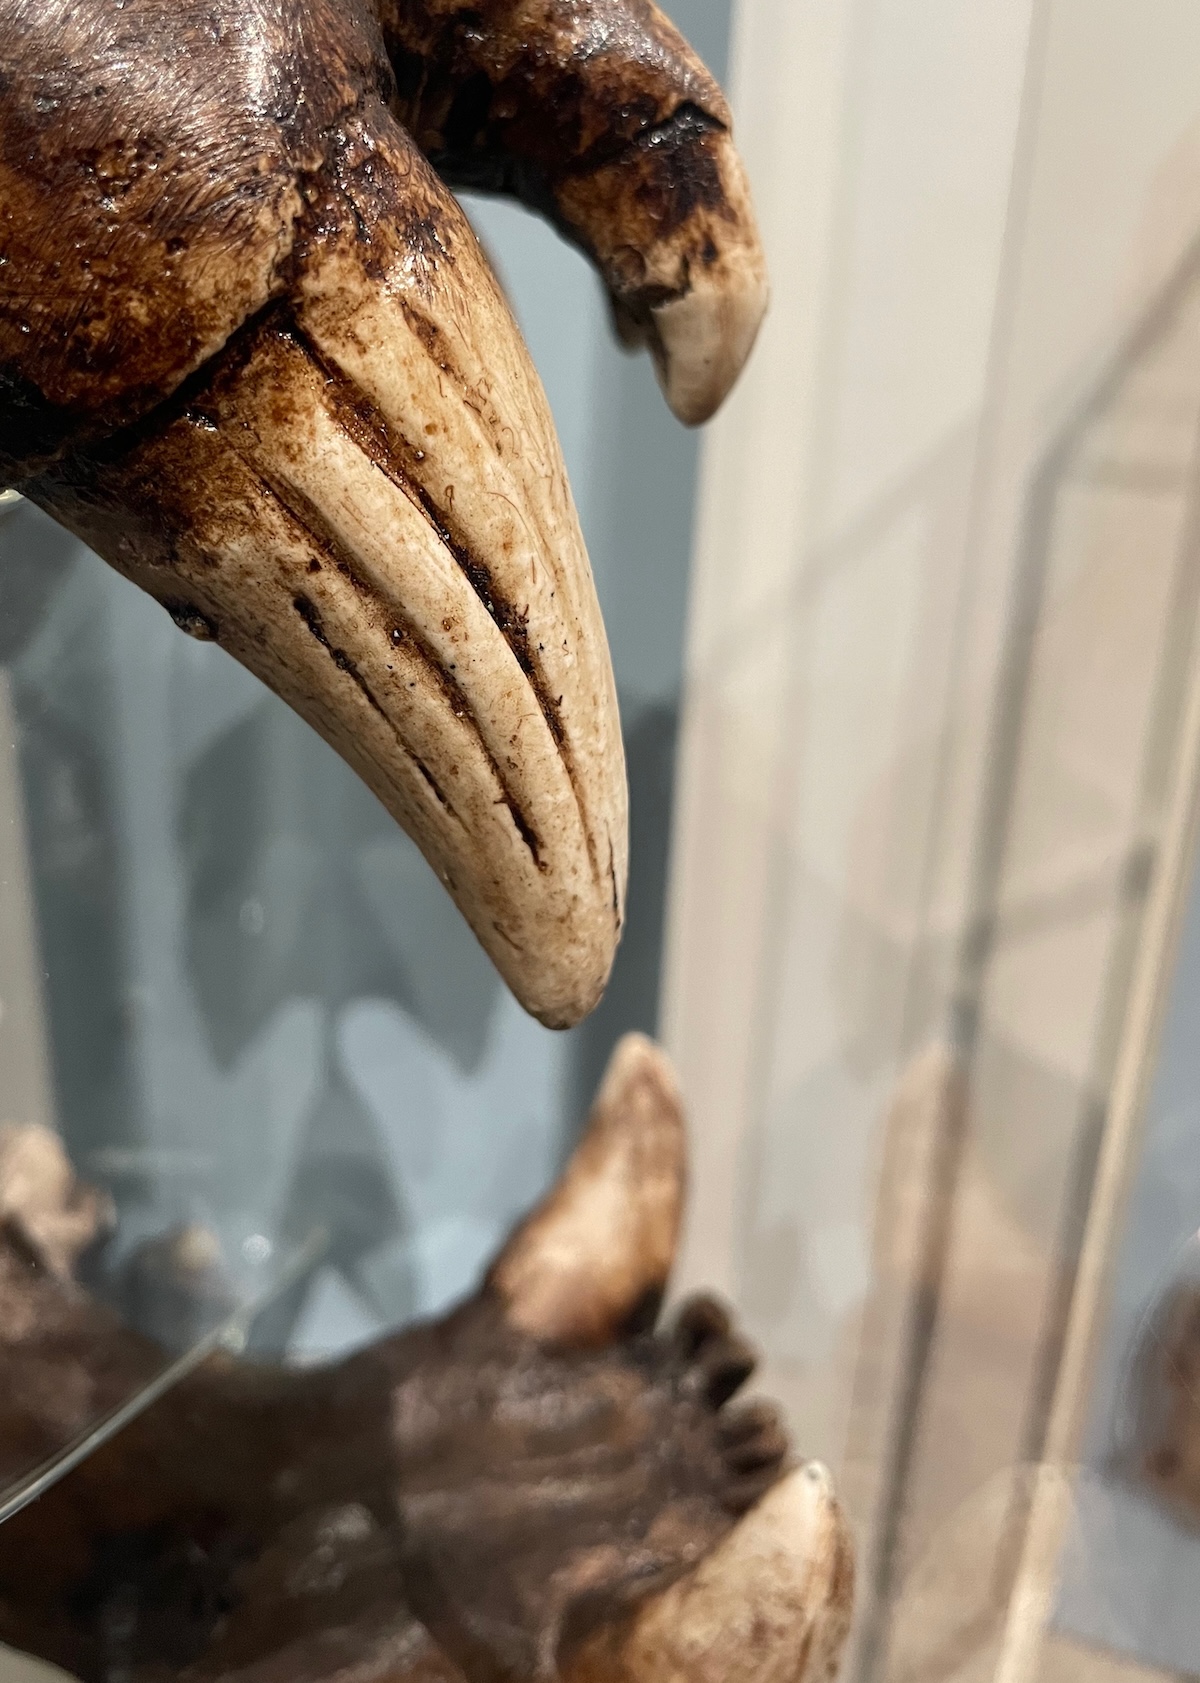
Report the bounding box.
[27,117,628,1030]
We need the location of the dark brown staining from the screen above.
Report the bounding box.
[624,103,728,235]
[384,0,725,192]
[442,69,492,156]
[286,321,570,763]
[413,754,453,812]
[0,0,388,478]
[0,0,737,491]
[0,1203,788,1683]
[163,599,218,641]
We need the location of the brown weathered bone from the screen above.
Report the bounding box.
[378,0,769,426]
[0,1039,852,1683]
[0,0,766,1028]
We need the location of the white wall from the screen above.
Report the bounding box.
[665,4,1200,1679]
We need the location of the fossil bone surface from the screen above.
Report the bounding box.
[0,1038,853,1683]
[0,0,767,1027]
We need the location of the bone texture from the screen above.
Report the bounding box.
[0,0,765,1028]
[489,1032,686,1346]
[18,107,626,1029]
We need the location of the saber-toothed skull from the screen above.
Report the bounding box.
[0,0,767,1029]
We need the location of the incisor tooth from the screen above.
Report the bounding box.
[387,0,769,429]
[25,118,627,1030]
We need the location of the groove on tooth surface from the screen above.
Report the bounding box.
[292,111,626,889]
[214,323,576,876]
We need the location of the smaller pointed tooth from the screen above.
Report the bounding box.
[566,1464,855,1683]
[559,126,768,428]
[645,142,768,427]
[650,265,768,426]
[487,1033,686,1346]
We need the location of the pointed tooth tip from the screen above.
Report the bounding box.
[527,936,619,1030]
[649,129,769,427]
[653,262,770,426]
[488,1033,686,1346]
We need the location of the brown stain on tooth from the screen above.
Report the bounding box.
[163,600,219,641]
[292,319,572,763]
[192,312,567,881]
[291,590,387,718]
[377,0,765,421]
[271,481,543,865]
[412,754,456,815]
[490,1034,686,1346]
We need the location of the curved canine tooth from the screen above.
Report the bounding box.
[488,1033,686,1347]
[642,140,769,427]
[26,121,626,1029]
[565,1464,855,1683]
[220,328,583,887]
